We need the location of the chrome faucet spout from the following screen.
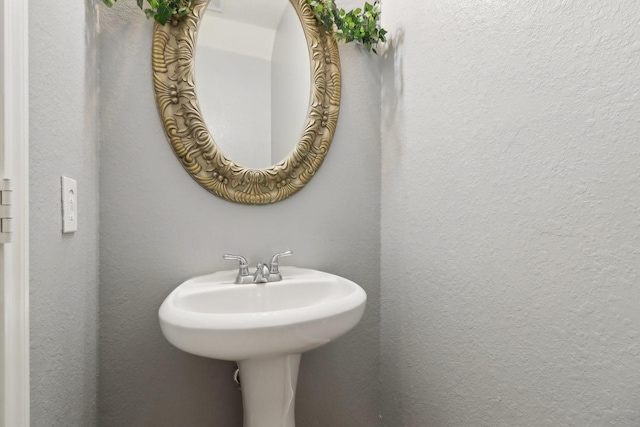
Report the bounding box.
[253,263,270,283]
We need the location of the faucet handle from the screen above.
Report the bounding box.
[223,254,252,284]
[268,250,293,278]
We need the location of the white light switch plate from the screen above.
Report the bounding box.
[61,176,78,233]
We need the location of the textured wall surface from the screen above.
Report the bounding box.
[29,0,100,426]
[381,0,640,425]
[98,1,381,425]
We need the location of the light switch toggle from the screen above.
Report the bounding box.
[61,176,78,233]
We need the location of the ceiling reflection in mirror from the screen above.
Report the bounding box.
[195,0,311,169]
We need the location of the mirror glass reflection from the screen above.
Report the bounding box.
[195,0,311,169]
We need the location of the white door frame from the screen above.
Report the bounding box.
[1,0,29,425]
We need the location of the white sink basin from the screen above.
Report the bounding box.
[159,267,367,361]
[159,266,366,427]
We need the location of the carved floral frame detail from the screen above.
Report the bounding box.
[152,0,341,204]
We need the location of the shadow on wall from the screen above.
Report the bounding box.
[381,28,405,159]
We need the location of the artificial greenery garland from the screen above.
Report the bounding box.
[307,0,386,53]
[101,0,386,53]
[101,0,194,25]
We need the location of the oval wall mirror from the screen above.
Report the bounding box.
[152,0,341,204]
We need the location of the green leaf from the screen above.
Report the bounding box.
[304,0,387,54]
[100,0,195,26]
[154,3,173,25]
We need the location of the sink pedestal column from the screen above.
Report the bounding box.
[238,354,301,427]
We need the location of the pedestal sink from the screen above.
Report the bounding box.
[159,266,367,427]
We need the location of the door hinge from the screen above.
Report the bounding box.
[0,179,13,244]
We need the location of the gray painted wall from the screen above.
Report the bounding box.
[98,2,381,426]
[381,0,640,425]
[29,0,100,425]
[28,0,640,425]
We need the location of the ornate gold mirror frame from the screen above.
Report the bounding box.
[151,0,341,204]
